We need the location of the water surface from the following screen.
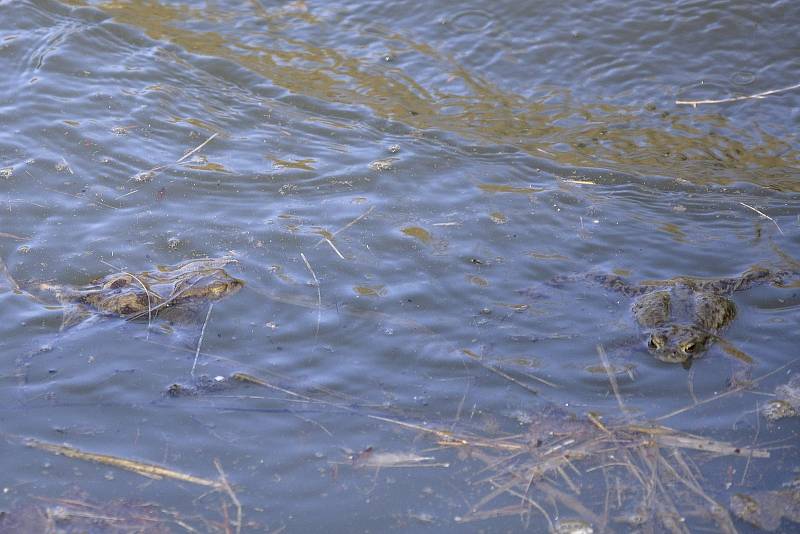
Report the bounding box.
[1,0,799,532]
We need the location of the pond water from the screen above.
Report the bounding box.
[1,0,799,532]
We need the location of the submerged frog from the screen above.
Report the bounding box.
[38,257,244,330]
[579,268,788,365]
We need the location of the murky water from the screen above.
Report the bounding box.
[1,0,799,532]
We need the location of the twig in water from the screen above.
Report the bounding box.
[313,206,375,248]
[214,459,242,534]
[461,349,538,395]
[739,202,784,235]
[740,399,761,485]
[676,81,800,106]
[324,238,344,259]
[132,131,219,182]
[300,252,321,338]
[113,189,139,201]
[26,438,223,489]
[655,357,800,421]
[597,344,631,421]
[192,302,214,378]
[178,132,219,163]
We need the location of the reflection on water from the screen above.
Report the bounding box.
[1,0,800,532]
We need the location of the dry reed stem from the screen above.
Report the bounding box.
[676,81,800,106]
[632,426,769,458]
[44,185,120,210]
[132,131,219,182]
[597,344,631,420]
[655,357,799,421]
[740,399,761,485]
[519,369,561,389]
[739,202,784,235]
[26,438,223,489]
[232,372,316,403]
[461,349,538,395]
[324,238,344,259]
[313,206,375,248]
[178,132,219,163]
[488,480,554,531]
[445,403,775,530]
[214,459,242,534]
[192,302,214,378]
[455,504,532,523]
[300,252,321,338]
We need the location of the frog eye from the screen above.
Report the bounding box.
[683,342,697,353]
[648,335,661,349]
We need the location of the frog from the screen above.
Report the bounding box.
[165,374,234,397]
[566,267,789,366]
[36,256,244,330]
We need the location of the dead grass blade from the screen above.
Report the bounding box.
[655,357,800,421]
[178,132,219,163]
[739,202,784,235]
[300,252,321,338]
[192,302,214,378]
[597,344,631,421]
[313,206,374,248]
[461,349,538,395]
[676,81,800,106]
[214,459,242,534]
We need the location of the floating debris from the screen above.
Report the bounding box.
[762,399,797,422]
[731,487,800,531]
[26,438,223,489]
[402,226,432,243]
[369,157,396,171]
[762,374,800,421]
[478,183,542,194]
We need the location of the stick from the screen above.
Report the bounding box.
[177,132,219,163]
[214,459,242,534]
[739,202,784,235]
[461,349,538,395]
[300,252,321,338]
[740,399,761,485]
[655,357,799,421]
[192,303,214,377]
[132,131,219,181]
[597,345,631,420]
[313,206,374,248]
[26,438,223,489]
[676,82,800,106]
[324,238,345,259]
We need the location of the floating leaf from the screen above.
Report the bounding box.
[354,285,387,297]
[490,212,507,224]
[468,275,488,287]
[402,226,432,243]
[479,184,541,194]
